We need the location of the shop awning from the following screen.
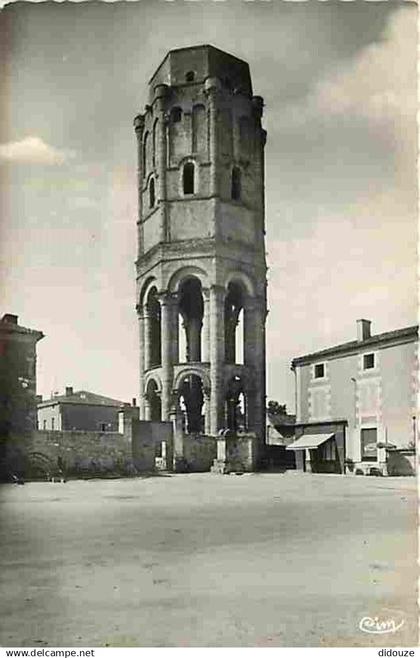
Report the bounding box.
[286,433,335,451]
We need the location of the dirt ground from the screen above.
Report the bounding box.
[0,472,417,647]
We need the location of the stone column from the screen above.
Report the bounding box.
[204,78,220,198]
[133,114,145,258]
[187,317,202,362]
[244,296,266,440]
[201,287,210,362]
[203,387,211,435]
[154,84,169,241]
[144,394,151,421]
[159,292,174,421]
[209,285,225,434]
[143,308,151,371]
[137,306,145,419]
[170,292,179,366]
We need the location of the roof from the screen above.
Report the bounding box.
[0,313,44,341]
[286,433,334,451]
[38,390,127,409]
[291,325,418,367]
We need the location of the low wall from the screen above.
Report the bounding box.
[180,434,217,472]
[28,430,133,477]
[227,434,258,472]
[131,420,173,472]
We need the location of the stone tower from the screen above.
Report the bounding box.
[134,45,267,452]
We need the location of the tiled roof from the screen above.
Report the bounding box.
[38,390,127,408]
[292,325,418,367]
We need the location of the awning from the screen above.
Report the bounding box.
[286,433,334,451]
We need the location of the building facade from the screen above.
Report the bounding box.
[289,320,418,474]
[134,46,267,453]
[0,313,44,478]
[37,387,132,432]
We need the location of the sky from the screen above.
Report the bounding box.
[0,0,417,411]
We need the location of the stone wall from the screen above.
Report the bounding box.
[179,434,217,472]
[131,420,173,472]
[28,430,133,478]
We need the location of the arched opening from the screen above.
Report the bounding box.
[149,177,155,208]
[224,282,245,365]
[146,379,161,421]
[231,166,241,201]
[178,277,203,362]
[185,71,195,82]
[177,374,205,434]
[183,162,195,195]
[171,107,182,123]
[146,287,161,367]
[225,376,247,431]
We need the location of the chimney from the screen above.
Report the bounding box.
[1,313,18,324]
[357,319,371,342]
[65,386,73,396]
[36,394,43,404]
[132,397,137,407]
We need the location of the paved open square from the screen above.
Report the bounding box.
[0,473,417,647]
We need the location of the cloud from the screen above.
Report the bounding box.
[313,7,416,128]
[0,136,76,165]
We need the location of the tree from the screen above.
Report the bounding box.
[267,400,287,416]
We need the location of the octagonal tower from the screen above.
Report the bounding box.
[134,45,267,453]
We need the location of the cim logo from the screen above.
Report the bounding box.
[359,615,405,635]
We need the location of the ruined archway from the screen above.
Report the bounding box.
[225,375,247,432]
[145,286,161,368]
[224,282,245,365]
[145,378,161,421]
[175,372,209,434]
[178,277,204,363]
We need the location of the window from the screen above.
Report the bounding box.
[51,418,55,430]
[171,107,182,123]
[361,428,377,462]
[100,423,107,432]
[183,162,195,195]
[231,167,241,201]
[363,353,375,370]
[314,363,325,379]
[185,71,195,82]
[43,419,47,430]
[149,177,155,208]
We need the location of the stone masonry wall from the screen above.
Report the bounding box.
[180,434,217,472]
[28,430,133,477]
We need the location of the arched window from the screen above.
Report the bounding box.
[171,107,182,123]
[183,162,195,195]
[149,177,155,208]
[185,71,195,82]
[231,166,241,201]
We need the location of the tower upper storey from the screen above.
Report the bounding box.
[134,45,266,260]
[148,45,253,100]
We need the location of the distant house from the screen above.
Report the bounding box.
[288,320,418,475]
[37,387,133,432]
[265,412,296,470]
[0,313,44,478]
